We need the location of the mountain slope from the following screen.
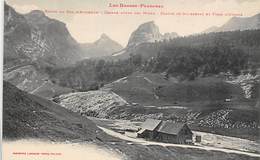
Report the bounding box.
[54,72,259,139]
[53,90,128,118]
[3,81,109,141]
[102,73,245,105]
[46,29,260,95]
[4,3,82,68]
[81,34,123,58]
[3,81,260,159]
[203,13,260,33]
[4,3,83,96]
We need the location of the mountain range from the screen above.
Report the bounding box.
[4,2,260,99]
[203,13,260,33]
[3,2,260,158]
[113,13,260,60]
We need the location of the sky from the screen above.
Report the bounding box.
[6,0,260,46]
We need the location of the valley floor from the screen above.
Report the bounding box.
[89,117,260,156]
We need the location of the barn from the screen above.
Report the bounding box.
[137,119,193,144]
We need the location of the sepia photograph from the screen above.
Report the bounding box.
[2,0,260,160]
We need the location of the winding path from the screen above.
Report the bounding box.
[98,126,260,158]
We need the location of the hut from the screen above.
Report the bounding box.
[137,119,193,144]
[137,119,162,139]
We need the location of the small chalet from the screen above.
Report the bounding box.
[137,119,193,144]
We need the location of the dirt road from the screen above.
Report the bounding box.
[98,126,260,158]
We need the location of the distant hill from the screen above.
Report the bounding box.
[81,34,123,58]
[202,26,219,33]
[3,81,110,141]
[203,13,260,33]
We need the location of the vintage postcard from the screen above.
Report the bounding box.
[2,0,260,160]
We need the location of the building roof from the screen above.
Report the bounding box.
[137,128,146,134]
[157,121,186,135]
[139,119,192,136]
[141,119,162,131]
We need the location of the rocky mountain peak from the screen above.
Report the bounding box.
[134,21,160,35]
[127,21,162,47]
[138,21,157,31]
[95,33,113,45]
[81,33,123,58]
[100,33,110,39]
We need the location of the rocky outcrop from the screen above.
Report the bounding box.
[111,21,178,59]
[127,21,162,48]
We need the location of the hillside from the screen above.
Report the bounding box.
[110,30,260,78]
[53,90,128,118]
[2,81,110,141]
[4,80,259,160]
[54,72,259,140]
[31,80,74,99]
[50,30,260,92]
[103,73,245,105]
[133,30,260,68]
[3,64,74,99]
[4,3,83,96]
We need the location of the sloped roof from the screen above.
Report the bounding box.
[137,128,146,134]
[141,119,162,131]
[157,121,186,135]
